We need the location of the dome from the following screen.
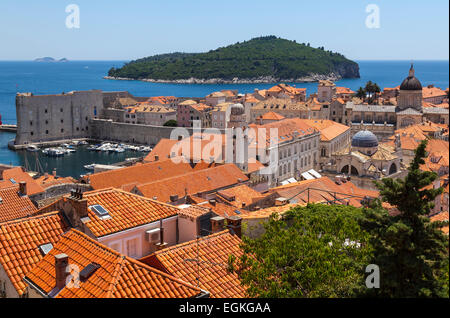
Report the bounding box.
[230,103,245,115]
[352,130,379,148]
[400,64,422,91]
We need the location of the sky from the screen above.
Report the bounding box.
[0,0,448,61]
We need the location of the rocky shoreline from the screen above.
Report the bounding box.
[103,73,344,84]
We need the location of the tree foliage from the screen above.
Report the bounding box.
[361,139,449,297]
[108,36,359,80]
[229,204,373,298]
[163,119,177,127]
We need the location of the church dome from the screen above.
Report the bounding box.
[352,130,379,148]
[230,103,245,115]
[400,64,422,91]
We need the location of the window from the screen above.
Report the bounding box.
[30,121,33,126]
[45,109,48,113]
[61,119,64,123]
[61,129,64,133]
[60,108,63,112]
[30,131,34,136]
[126,239,138,258]
[46,130,49,134]
[45,120,48,125]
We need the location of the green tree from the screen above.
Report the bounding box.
[163,119,177,127]
[361,139,449,297]
[355,87,366,101]
[229,204,373,298]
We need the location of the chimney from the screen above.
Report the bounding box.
[19,181,27,196]
[226,215,242,238]
[154,155,159,161]
[55,253,69,289]
[170,194,179,202]
[52,169,57,177]
[211,216,225,233]
[275,197,288,206]
[209,199,216,206]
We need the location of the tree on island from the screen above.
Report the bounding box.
[361,139,449,298]
[163,119,178,127]
[228,204,373,298]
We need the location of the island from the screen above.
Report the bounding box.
[106,36,360,84]
[34,57,69,62]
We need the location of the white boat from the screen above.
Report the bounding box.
[47,148,64,157]
[26,145,39,152]
[79,141,89,145]
[84,164,96,170]
[114,148,125,153]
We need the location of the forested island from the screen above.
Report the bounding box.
[106,36,360,84]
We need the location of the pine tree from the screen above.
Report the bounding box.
[362,139,449,297]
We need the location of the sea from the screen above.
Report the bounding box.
[0,60,448,178]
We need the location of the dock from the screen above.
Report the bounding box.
[0,124,17,132]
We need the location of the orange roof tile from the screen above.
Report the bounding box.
[35,175,77,189]
[0,211,69,296]
[259,111,285,121]
[271,177,379,208]
[430,211,449,235]
[301,119,350,141]
[336,87,355,94]
[140,230,245,298]
[423,86,447,99]
[217,184,266,209]
[87,160,194,190]
[24,229,203,298]
[134,164,249,203]
[0,185,39,223]
[78,188,180,238]
[1,167,44,196]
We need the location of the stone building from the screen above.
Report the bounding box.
[14,90,103,146]
[250,98,310,123]
[328,130,403,179]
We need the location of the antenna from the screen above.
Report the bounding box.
[183,229,228,288]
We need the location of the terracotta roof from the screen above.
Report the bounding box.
[24,229,203,298]
[240,203,300,219]
[259,111,285,121]
[144,134,227,163]
[0,167,44,196]
[0,211,69,296]
[35,175,77,189]
[253,98,308,111]
[422,140,449,173]
[217,184,266,209]
[139,230,245,298]
[134,164,248,203]
[336,87,355,94]
[301,119,350,141]
[87,160,194,190]
[179,99,198,106]
[423,86,447,99]
[271,177,379,208]
[178,205,212,219]
[79,188,180,238]
[430,211,449,235]
[0,185,39,223]
[249,118,318,147]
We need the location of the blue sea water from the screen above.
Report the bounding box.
[0,60,448,177]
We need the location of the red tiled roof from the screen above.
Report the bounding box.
[24,229,203,298]
[0,211,69,296]
[301,119,350,142]
[1,167,44,196]
[140,230,245,298]
[134,164,248,203]
[259,111,285,121]
[430,211,449,235]
[87,160,194,190]
[0,185,39,223]
[271,177,379,208]
[79,188,180,238]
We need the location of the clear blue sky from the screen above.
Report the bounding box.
[0,0,448,61]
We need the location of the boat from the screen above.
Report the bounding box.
[79,141,89,145]
[26,145,39,152]
[84,164,96,170]
[47,148,64,157]
[114,148,125,153]
[87,146,98,151]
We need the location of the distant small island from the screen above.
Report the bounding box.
[34,57,69,63]
[106,36,360,84]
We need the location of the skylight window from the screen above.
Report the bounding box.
[80,262,100,281]
[38,243,54,256]
[9,178,17,184]
[90,204,109,217]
